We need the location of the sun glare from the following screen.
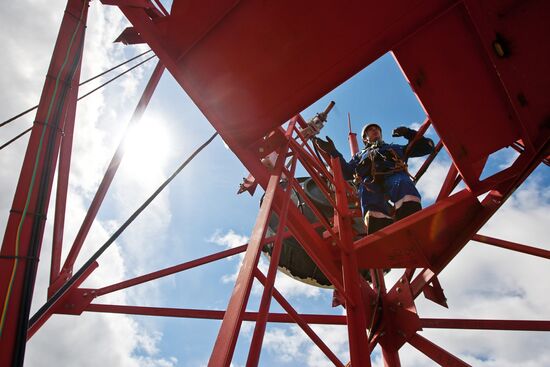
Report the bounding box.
[123,118,171,181]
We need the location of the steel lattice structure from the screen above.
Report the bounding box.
[1,0,549,366]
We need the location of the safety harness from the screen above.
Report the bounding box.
[354,143,414,185]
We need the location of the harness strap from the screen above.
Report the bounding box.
[363,147,415,182]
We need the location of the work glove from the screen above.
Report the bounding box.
[314,136,337,156]
[392,126,414,139]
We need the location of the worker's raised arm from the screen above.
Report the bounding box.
[392,126,435,158]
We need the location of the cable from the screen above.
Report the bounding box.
[76,54,156,101]
[29,131,219,330]
[0,55,157,152]
[79,49,152,87]
[0,127,32,151]
[0,50,153,129]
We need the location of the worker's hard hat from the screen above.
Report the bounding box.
[361,123,382,141]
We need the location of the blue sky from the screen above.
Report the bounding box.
[0,2,548,366]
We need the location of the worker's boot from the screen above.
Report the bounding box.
[395,201,422,221]
[366,216,393,235]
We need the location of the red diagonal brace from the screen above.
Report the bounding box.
[472,234,550,260]
[50,60,80,287]
[96,244,248,297]
[409,333,471,367]
[420,318,550,331]
[59,61,164,279]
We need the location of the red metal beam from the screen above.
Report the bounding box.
[413,140,443,183]
[208,146,288,367]
[436,162,460,202]
[0,1,89,365]
[59,61,165,279]
[461,0,538,152]
[408,333,471,367]
[85,303,347,325]
[27,262,98,340]
[50,46,80,287]
[421,318,550,331]
[472,234,550,260]
[247,146,296,366]
[382,348,402,367]
[411,138,549,298]
[95,244,248,297]
[332,158,372,367]
[289,139,337,209]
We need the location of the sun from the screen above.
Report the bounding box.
[122,117,172,183]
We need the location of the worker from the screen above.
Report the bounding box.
[314,123,434,234]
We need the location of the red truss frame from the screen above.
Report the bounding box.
[1,1,549,366]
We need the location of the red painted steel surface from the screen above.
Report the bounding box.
[50,67,79,287]
[332,158,372,367]
[86,303,348,325]
[117,0,458,146]
[111,1,548,365]
[1,0,549,366]
[355,189,481,268]
[472,233,550,260]
[409,333,471,367]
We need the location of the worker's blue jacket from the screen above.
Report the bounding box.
[335,128,435,215]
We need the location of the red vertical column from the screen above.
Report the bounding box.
[0,1,89,366]
[332,158,372,367]
[49,60,80,287]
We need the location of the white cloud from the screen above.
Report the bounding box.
[26,313,177,367]
[263,324,349,366]
[209,229,249,249]
[409,155,451,202]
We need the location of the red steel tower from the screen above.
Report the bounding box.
[1,1,549,366]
